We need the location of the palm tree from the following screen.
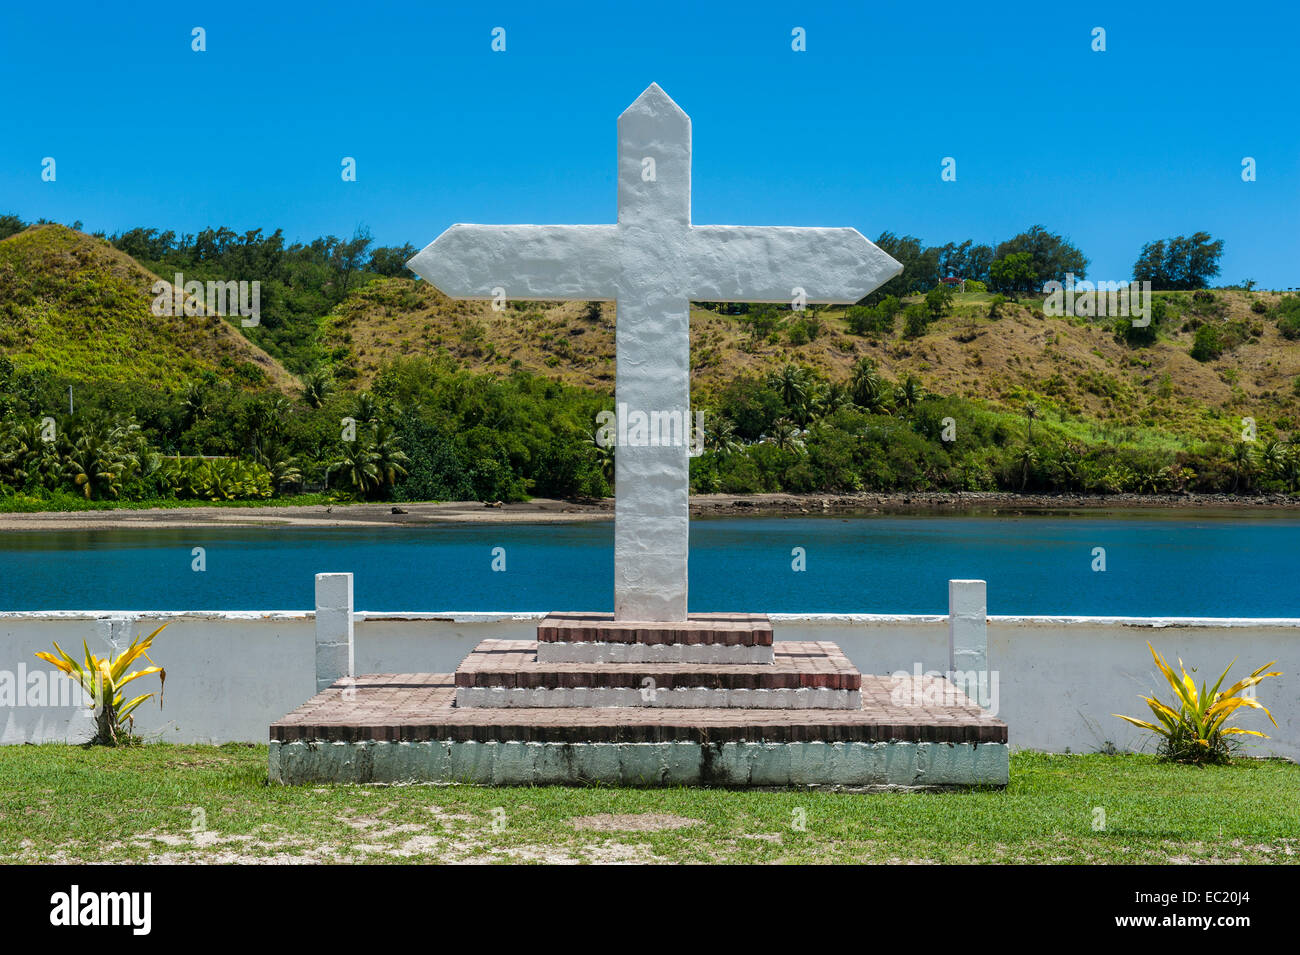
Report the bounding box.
[351,391,382,425]
[857,378,893,414]
[1055,443,1084,492]
[850,359,892,413]
[301,368,334,409]
[1280,444,1300,493]
[0,418,48,486]
[1015,445,1039,491]
[822,381,853,416]
[850,357,879,398]
[1025,403,1039,443]
[769,365,809,416]
[370,423,410,489]
[703,415,743,458]
[65,427,128,500]
[768,418,806,454]
[250,395,293,438]
[894,375,927,414]
[329,440,381,497]
[1260,439,1286,481]
[252,435,303,493]
[181,382,207,425]
[1230,441,1255,493]
[797,381,826,427]
[585,426,615,484]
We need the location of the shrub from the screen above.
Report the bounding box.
[1114,315,1156,348]
[743,307,782,343]
[1149,297,1168,328]
[902,303,930,339]
[716,450,765,494]
[391,419,473,501]
[1250,299,1268,314]
[1114,643,1281,764]
[845,296,899,337]
[1190,324,1223,361]
[1188,289,1226,319]
[787,314,823,345]
[1275,295,1300,340]
[160,458,274,501]
[924,284,954,320]
[35,623,168,745]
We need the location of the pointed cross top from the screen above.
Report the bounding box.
[619,84,691,227]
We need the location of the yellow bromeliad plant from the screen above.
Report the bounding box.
[1115,642,1281,765]
[35,623,168,745]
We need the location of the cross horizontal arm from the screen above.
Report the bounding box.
[684,226,902,304]
[406,224,621,301]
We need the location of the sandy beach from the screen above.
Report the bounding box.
[0,491,1296,532]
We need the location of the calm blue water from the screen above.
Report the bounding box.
[0,514,1296,616]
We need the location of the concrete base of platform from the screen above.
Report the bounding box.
[268,738,1009,788]
[269,672,1009,788]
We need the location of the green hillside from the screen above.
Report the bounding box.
[3,219,1300,509]
[319,276,1300,445]
[0,225,296,393]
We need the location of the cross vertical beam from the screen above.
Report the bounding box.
[613,85,692,620]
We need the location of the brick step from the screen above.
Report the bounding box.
[453,639,861,709]
[537,612,773,646]
[538,641,774,664]
[272,673,1008,745]
[537,612,776,664]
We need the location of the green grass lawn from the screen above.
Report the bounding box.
[1,746,1296,864]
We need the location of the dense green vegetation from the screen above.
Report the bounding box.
[862,226,1228,301]
[0,355,612,507]
[1,214,1293,510]
[690,360,1300,495]
[5,346,1300,511]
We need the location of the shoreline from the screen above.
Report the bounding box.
[0,491,1296,531]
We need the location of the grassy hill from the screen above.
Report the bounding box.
[8,225,1291,448]
[319,277,1300,444]
[2,225,1298,507]
[0,225,297,393]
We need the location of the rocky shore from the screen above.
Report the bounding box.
[0,490,1296,532]
[690,491,1300,516]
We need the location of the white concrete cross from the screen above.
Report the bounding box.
[408,84,901,622]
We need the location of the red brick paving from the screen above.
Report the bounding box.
[456,639,859,690]
[537,612,773,646]
[270,672,1007,744]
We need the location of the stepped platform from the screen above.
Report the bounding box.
[269,671,1009,788]
[456,639,859,708]
[271,611,1008,787]
[537,612,774,663]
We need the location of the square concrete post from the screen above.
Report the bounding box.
[948,579,988,708]
[315,573,354,693]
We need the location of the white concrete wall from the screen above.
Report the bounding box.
[1,610,1295,761]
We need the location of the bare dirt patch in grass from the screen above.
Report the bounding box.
[570,813,703,832]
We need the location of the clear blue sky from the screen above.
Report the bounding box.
[1,1,1296,287]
